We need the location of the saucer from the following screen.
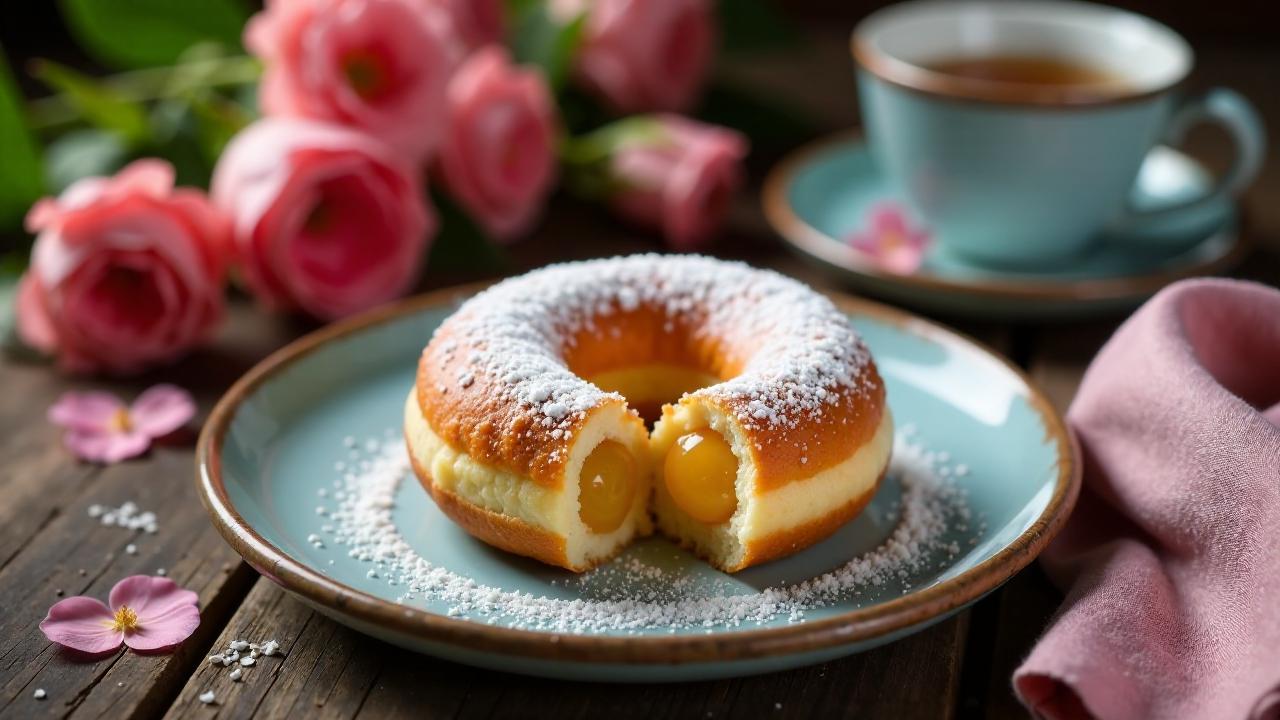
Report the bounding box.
[763,133,1249,320]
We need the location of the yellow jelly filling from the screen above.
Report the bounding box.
[663,429,739,524]
[578,440,638,534]
[588,365,719,425]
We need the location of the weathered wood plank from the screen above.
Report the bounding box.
[165,580,969,720]
[0,304,291,720]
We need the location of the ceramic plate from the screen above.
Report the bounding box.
[763,133,1249,320]
[197,285,1079,681]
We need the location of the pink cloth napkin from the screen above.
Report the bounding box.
[1014,278,1280,720]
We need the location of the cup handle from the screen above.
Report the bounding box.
[1109,88,1265,245]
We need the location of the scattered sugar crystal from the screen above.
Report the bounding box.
[239,657,255,667]
[91,501,159,534]
[229,668,242,681]
[229,640,249,651]
[320,430,972,634]
[33,689,46,700]
[198,690,215,704]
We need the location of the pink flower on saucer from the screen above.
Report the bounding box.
[49,385,195,463]
[846,204,931,274]
[40,575,200,656]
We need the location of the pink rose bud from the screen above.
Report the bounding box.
[608,115,748,248]
[440,47,558,241]
[212,119,435,320]
[17,160,230,375]
[559,0,715,113]
[428,0,504,52]
[245,0,460,161]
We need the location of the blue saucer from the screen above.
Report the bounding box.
[197,287,1077,682]
[764,134,1247,320]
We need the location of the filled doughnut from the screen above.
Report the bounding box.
[405,255,892,572]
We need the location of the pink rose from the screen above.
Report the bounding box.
[212,119,434,320]
[246,0,460,160]
[563,0,715,113]
[429,0,504,51]
[440,47,558,241]
[609,115,748,248]
[17,160,229,375]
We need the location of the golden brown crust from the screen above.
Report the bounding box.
[408,447,573,569]
[737,465,889,571]
[417,332,609,489]
[418,301,886,493]
[704,371,885,493]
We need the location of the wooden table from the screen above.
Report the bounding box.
[2,36,1277,720]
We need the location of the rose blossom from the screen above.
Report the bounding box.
[608,115,748,248]
[246,0,460,160]
[441,47,557,240]
[16,160,229,375]
[212,119,434,320]
[558,0,715,113]
[429,0,503,51]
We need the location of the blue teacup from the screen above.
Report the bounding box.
[853,0,1265,266]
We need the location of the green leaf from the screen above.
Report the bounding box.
[43,130,129,193]
[188,93,253,163]
[509,3,584,91]
[58,0,249,69]
[0,265,18,349]
[30,61,150,144]
[0,52,43,230]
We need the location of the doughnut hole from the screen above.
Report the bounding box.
[587,365,719,427]
[662,428,740,524]
[578,440,638,534]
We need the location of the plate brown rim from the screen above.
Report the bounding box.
[195,281,1081,665]
[762,131,1250,304]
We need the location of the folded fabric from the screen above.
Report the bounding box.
[1014,278,1280,720]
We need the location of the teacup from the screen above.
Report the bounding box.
[853,0,1265,266]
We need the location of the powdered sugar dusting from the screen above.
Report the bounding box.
[422,255,875,444]
[314,429,977,634]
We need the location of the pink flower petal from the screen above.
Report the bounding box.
[15,272,59,353]
[109,576,200,636]
[846,204,931,275]
[113,159,177,199]
[39,596,123,655]
[128,385,196,438]
[25,198,60,233]
[122,602,201,651]
[48,391,125,432]
[64,429,151,463]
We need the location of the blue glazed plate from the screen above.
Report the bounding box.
[197,285,1079,681]
[763,133,1248,320]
